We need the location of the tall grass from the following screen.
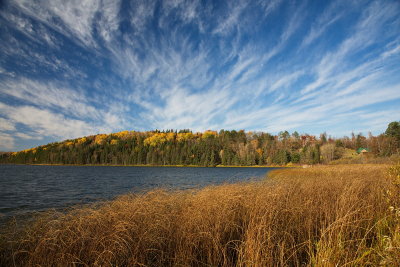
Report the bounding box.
[1,165,399,266]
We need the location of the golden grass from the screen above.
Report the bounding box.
[1,164,400,266]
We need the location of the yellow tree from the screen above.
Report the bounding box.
[202,130,218,139]
[144,133,168,146]
[94,134,108,145]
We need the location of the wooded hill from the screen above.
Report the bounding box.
[1,122,399,166]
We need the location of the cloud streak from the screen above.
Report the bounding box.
[0,0,399,151]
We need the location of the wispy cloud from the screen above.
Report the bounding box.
[130,0,156,33]
[1,78,100,120]
[11,0,100,47]
[8,0,122,49]
[0,0,399,151]
[381,43,400,59]
[0,133,15,150]
[0,102,109,140]
[269,71,304,93]
[97,0,121,42]
[300,1,400,95]
[260,0,282,17]
[212,1,248,35]
[0,118,16,131]
[300,0,349,48]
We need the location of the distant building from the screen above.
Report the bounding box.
[357,148,371,159]
[356,148,370,154]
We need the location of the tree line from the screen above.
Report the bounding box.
[1,122,399,166]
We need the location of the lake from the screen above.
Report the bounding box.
[0,165,277,223]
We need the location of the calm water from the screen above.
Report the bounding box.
[0,165,276,221]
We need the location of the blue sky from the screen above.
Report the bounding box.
[0,0,399,151]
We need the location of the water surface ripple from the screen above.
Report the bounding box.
[0,165,277,221]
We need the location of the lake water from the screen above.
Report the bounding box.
[0,165,277,222]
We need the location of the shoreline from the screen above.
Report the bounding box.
[0,163,296,168]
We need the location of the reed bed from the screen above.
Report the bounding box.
[1,164,399,266]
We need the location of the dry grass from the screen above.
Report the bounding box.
[329,153,400,165]
[1,164,400,266]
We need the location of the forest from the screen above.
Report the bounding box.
[1,122,399,166]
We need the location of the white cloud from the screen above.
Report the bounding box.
[13,0,99,47]
[269,71,304,93]
[300,1,400,95]
[117,1,399,135]
[0,11,59,47]
[130,0,156,32]
[15,132,42,140]
[301,0,348,48]
[0,77,138,145]
[0,0,399,149]
[0,102,110,140]
[11,0,121,48]
[139,87,238,131]
[97,0,121,42]
[212,1,247,35]
[0,118,16,131]
[160,0,202,29]
[356,110,400,134]
[335,71,382,97]
[381,44,400,59]
[0,132,15,151]
[1,78,101,120]
[260,0,282,17]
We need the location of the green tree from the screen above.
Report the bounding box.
[385,121,400,143]
[291,152,300,163]
[292,131,300,140]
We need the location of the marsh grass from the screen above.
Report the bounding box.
[1,165,399,266]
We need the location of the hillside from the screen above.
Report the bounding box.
[1,126,399,166]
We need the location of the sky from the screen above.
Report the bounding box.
[0,0,399,151]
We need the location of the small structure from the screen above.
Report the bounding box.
[357,148,371,158]
[356,148,370,154]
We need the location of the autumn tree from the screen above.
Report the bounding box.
[385,121,400,144]
[2,127,397,166]
[320,143,335,163]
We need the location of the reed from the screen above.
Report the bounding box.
[1,164,399,266]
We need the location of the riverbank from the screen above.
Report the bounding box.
[1,164,399,266]
[1,163,294,167]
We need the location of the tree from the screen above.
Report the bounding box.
[320,143,335,163]
[385,121,400,143]
[278,131,290,141]
[355,133,366,149]
[291,152,300,163]
[320,132,327,144]
[3,127,397,166]
[380,122,400,155]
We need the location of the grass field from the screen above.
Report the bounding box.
[1,164,399,266]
